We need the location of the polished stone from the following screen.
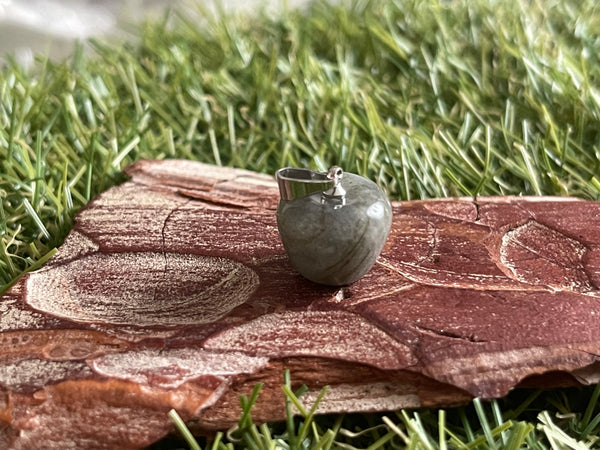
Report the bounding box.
[277,173,392,286]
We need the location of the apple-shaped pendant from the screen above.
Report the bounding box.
[276,166,392,286]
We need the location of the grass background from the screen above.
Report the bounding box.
[1,0,600,447]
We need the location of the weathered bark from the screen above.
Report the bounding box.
[1,159,600,448]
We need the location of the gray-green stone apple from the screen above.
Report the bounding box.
[276,167,392,286]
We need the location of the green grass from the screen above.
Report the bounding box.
[1,0,600,447]
[161,374,600,449]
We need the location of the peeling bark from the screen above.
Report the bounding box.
[1,160,600,448]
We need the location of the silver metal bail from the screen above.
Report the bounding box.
[276,167,334,201]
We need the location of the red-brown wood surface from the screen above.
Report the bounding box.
[1,159,600,448]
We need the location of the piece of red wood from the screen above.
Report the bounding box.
[1,159,600,448]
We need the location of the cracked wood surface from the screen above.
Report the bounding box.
[2,159,600,448]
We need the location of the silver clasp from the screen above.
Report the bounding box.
[276,167,346,203]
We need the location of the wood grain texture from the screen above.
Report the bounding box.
[2,159,600,448]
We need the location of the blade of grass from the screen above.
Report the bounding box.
[168,409,201,450]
